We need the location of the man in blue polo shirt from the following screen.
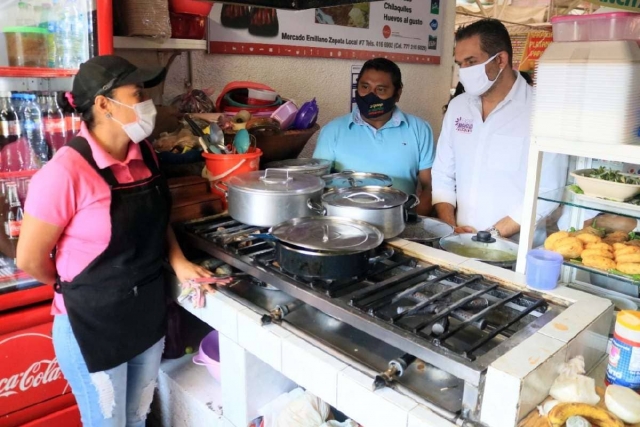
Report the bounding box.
[312,58,435,215]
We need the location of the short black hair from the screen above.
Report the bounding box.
[357,58,403,93]
[455,19,513,66]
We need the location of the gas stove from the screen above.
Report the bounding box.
[178,214,564,421]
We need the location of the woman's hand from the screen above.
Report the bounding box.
[171,258,217,293]
[455,225,476,234]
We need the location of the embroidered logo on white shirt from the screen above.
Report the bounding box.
[454,117,473,133]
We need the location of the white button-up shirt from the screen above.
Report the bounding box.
[432,72,567,236]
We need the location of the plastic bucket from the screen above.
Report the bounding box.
[192,330,221,382]
[203,148,262,208]
[525,249,563,291]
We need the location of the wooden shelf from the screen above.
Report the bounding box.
[114,36,207,51]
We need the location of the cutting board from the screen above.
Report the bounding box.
[519,387,640,427]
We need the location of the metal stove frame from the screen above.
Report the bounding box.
[178,214,563,417]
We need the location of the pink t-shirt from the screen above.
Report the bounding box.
[24,123,154,315]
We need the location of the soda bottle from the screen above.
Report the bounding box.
[0,92,20,150]
[59,92,81,143]
[19,94,47,167]
[0,180,15,259]
[43,93,66,154]
[5,182,23,240]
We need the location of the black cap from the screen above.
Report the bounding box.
[71,55,166,111]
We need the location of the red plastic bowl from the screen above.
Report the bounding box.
[170,0,213,16]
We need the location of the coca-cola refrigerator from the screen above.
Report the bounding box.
[0,0,112,425]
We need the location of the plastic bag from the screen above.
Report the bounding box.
[170,89,216,114]
[322,421,358,427]
[274,391,330,427]
[549,356,600,405]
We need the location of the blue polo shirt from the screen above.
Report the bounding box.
[312,107,435,195]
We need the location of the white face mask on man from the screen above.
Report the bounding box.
[108,98,157,143]
[458,53,504,97]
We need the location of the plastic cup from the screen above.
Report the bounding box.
[526,249,563,290]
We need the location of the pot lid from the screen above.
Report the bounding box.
[270,216,383,252]
[399,216,454,242]
[322,171,393,188]
[322,186,409,209]
[438,232,518,263]
[227,169,325,194]
[264,158,331,173]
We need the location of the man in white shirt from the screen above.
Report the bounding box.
[432,19,567,241]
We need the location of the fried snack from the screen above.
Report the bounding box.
[586,242,614,252]
[547,402,624,427]
[616,263,640,275]
[613,243,629,251]
[545,231,570,250]
[575,233,602,245]
[583,256,617,271]
[577,226,606,238]
[554,237,584,259]
[615,246,640,257]
[582,249,614,260]
[615,253,640,264]
[605,231,629,243]
[626,239,640,247]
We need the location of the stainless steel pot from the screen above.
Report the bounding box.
[322,171,393,190]
[438,231,519,269]
[263,158,332,177]
[310,186,419,239]
[216,169,325,227]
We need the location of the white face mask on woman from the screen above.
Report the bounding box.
[108,99,157,143]
[458,53,503,97]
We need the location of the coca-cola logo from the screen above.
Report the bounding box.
[0,358,63,398]
[0,330,69,416]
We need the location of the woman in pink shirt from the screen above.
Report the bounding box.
[17,55,214,427]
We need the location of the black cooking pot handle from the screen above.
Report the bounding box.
[405,194,420,210]
[368,248,394,264]
[307,199,327,215]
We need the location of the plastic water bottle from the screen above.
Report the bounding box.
[20,94,48,167]
[56,0,73,69]
[39,2,58,68]
[73,0,90,66]
[16,0,36,27]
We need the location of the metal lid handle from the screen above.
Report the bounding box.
[344,192,383,204]
[260,168,293,185]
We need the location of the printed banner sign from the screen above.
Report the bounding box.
[519,31,552,73]
[208,1,444,64]
[584,0,640,12]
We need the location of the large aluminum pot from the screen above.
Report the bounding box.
[439,231,518,269]
[322,171,393,191]
[263,158,331,177]
[216,169,325,227]
[309,186,419,239]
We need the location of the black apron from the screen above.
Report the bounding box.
[55,137,171,373]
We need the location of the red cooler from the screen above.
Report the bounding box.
[0,263,80,427]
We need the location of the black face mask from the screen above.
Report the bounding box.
[356,92,396,119]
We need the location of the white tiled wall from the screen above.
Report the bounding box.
[175,254,612,427]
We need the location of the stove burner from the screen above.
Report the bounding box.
[182,215,557,365]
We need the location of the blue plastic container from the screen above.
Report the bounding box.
[526,249,563,290]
